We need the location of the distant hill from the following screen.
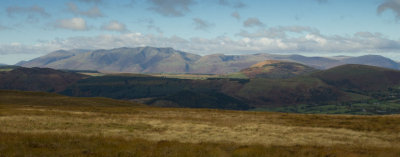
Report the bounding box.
[18,47,201,73]
[238,60,316,79]
[17,47,400,74]
[0,67,86,92]
[312,64,400,92]
[341,55,400,69]
[0,65,20,71]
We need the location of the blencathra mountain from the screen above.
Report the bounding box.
[17,47,400,74]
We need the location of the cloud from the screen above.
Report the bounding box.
[6,5,50,22]
[2,27,400,58]
[238,26,319,38]
[243,18,264,27]
[77,0,102,4]
[193,18,214,31]
[147,0,196,17]
[377,0,400,20]
[101,21,127,32]
[54,17,88,31]
[67,2,103,18]
[218,0,246,9]
[231,11,240,20]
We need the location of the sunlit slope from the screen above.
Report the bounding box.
[238,60,317,79]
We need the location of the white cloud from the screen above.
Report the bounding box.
[55,17,88,31]
[101,21,127,32]
[1,27,400,58]
[238,26,319,38]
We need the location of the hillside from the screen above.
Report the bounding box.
[60,75,250,110]
[0,90,142,107]
[238,60,316,79]
[17,47,400,74]
[0,67,86,92]
[1,90,400,156]
[341,55,400,69]
[312,64,400,92]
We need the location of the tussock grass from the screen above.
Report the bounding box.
[1,90,400,156]
[1,132,399,157]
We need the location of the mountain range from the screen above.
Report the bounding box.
[17,47,400,74]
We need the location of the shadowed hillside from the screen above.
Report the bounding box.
[0,67,86,92]
[312,64,400,92]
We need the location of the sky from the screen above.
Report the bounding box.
[1,0,400,64]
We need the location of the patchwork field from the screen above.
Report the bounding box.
[1,90,400,156]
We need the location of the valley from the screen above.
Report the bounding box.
[3,60,400,114]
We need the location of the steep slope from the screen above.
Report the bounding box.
[312,64,400,92]
[238,60,317,79]
[0,67,86,92]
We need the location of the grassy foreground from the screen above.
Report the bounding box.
[1,90,400,156]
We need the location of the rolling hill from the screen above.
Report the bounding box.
[2,65,400,113]
[312,64,400,92]
[0,67,86,92]
[17,47,400,74]
[238,60,317,79]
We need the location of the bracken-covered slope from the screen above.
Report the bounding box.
[0,67,86,92]
[17,47,400,74]
[239,60,317,79]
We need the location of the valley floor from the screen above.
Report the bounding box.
[1,103,400,156]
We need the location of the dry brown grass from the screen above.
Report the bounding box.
[1,131,399,157]
[1,91,400,156]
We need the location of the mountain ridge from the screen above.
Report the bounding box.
[17,47,400,74]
